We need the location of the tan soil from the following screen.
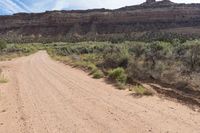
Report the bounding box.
[0,51,200,133]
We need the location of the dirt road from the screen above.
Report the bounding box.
[0,51,200,133]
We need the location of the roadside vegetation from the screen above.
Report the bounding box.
[0,40,39,61]
[0,40,40,84]
[129,85,153,96]
[1,39,200,96]
[0,74,8,83]
[46,40,200,95]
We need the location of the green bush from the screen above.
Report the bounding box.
[90,66,98,75]
[127,59,149,80]
[87,64,97,72]
[47,41,200,93]
[103,46,129,68]
[108,67,127,84]
[93,70,104,79]
[179,40,200,71]
[0,40,7,51]
[134,85,153,96]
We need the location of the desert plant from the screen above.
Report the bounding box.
[129,42,146,58]
[93,70,104,79]
[184,40,200,71]
[46,41,200,93]
[108,67,127,84]
[173,40,200,72]
[127,59,149,80]
[0,40,7,51]
[103,46,129,68]
[134,85,153,96]
[145,41,171,69]
[0,74,8,83]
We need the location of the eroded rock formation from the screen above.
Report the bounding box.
[1,0,200,42]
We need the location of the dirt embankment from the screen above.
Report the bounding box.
[0,51,200,133]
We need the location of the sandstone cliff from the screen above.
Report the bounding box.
[1,0,200,42]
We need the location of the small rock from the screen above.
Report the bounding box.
[1,109,6,113]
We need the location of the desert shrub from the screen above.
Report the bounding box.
[144,41,172,69]
[128,42,147,58]
[173,41,187,60]
[103,53,129,68]
[127,41,176,82]
[47,41,200,93]
[133,85,153,96]
[108,67,127,84]
[93,70,104,79]
[172,38,182,47]
[110,36,124,43]
[127,59,150,81]
[0,40,7,51]
[0,74,8,83]
[90,66,98,74]
[172,40,200,72]
[102,46,129,68]
[180,40,200,71]
[73,61,94,70]
[53,42,110,56]
[86,63,97,72]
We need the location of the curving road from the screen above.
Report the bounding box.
[0,51,200,133]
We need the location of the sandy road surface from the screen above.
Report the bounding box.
[0,51,200,133]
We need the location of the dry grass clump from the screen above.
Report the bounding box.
[0,69,8,84]
[129,85,153,96]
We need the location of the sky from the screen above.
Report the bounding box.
[0,0,200,15]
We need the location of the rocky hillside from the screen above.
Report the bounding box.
[1,0,200,42]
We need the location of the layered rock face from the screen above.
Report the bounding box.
[1,0,200,42]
